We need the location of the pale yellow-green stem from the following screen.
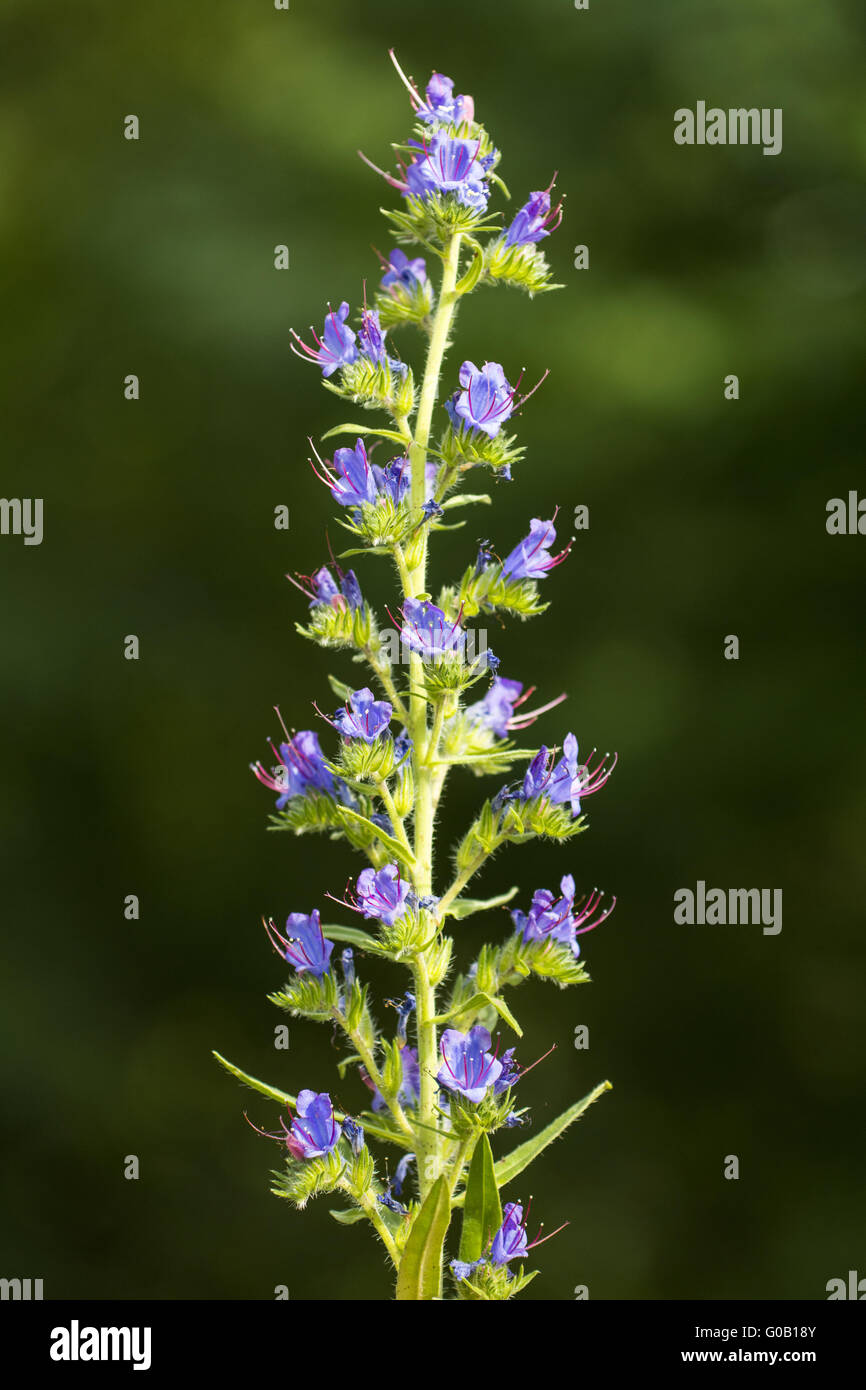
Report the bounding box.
[401,231,464,1200]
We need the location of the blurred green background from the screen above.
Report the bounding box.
[2,0,865,1300]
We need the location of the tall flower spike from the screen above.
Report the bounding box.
[220,52,617,1303]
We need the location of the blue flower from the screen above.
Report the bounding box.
[405,132,493,213]
[520,734,617,816]
[357,306,405,375]
[437,1025,503,1104]
[284,1090,341,1160]
[327,438,378,507]
[445,361,515,438]
[380,247,428,291]
[392,1151,416,1198]
[363,1046,421,1112]
[291,301,359,378]
[493,1047,520,1094]
[395,991,416,1042]
[341,1117,365,1156]
[503,185,563,248]
[415,72,474,127]
[265,910,334,978]
[341,948,355,987]
[306,565,364,611]
[352,863,412,926]
[400,598,467,661]
[465,677,524,737]
[334,687,393,743]
[501,517,571,581]
[490,1203,529,1266]
[252,729,336,809]
[450,1258,485,1281]
[512,874,576,946]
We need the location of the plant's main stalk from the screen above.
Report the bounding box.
[405,230,463,1202]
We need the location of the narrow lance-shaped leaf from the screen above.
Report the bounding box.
[435,990,523,1038]
[452,1081,613,1208]
[395,1176,452,1301]
[493,1081,612,1190]
[211,1052,410,1149]
[459,1134,503,1264]
[444,887,518,920]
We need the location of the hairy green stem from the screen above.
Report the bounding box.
[402,231,464,1202]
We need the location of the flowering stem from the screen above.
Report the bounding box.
[336,1010,416,1144]
[373,777,413,859]
[437,851,492,919]
[402,231,464,1204]
[364,643,408,722]
[340,1178,401,1265]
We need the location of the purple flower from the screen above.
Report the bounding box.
[503,184,563,248]
[415,72,474,127]
[252,729,335,809]
[466,677,524,737]
[490,1203,529,1265]
[501,517,571,582]
[512,874,576,946]
[326,438,379,507]
[284,1090,341,1160]
[445,361,515,438]
[437,1025,503,1104]
[493,1047,520,1094]
[352,863,412,926]
[380,247,428,292]
[372,456,411,504]
[520,734,617,816]
[265,910,334,978]
[395,991,416,1042]
[341,1117,365,1156]
[333,687,392,743]
[512,876,614,956]
[304,565,363,611]
[405,132,492,213]
[450,1257,484,1281]
[341,948,355,987]
[291,301,359,378]
[400,598,466,661]
[364,1046,421,1112]
[392,1151,416,1197]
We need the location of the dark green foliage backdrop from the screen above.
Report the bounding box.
[1,0,864,1300]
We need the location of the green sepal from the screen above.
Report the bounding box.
[483,235,563,296]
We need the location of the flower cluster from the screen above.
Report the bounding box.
[218,53,617,1304]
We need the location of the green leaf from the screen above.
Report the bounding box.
[212,1052,295,1107]
[445,887,518,920]
[492,1082,612,1190]
[334,805,416,869]
[322,423,410,446]
[395,1177,452,1301]
[212,1052,411,1148]
[336,545,391,559]
[329,1207,368,1226]
[319,923,388,953]
[435,990,523,1038]
[459,1135,502,1264]
[455,237,485,297]
[440,493,492,511]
